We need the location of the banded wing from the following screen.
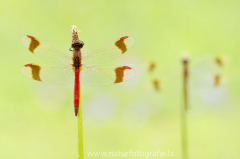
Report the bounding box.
[187,55,229,109]
[21,35,72,64]
[82,36,134,65]
[21,64,74,84]
[147,61,164,92]
[81,66,135,86]
[190,55,224,88]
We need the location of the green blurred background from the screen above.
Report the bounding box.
[1,0,240,158]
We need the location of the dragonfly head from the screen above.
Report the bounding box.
[72,40,84,49]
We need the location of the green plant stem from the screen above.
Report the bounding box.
[78,89,84,159]
[181,104,188,159]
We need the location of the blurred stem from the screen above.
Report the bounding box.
[78,88,84,159]
[181,57,188,159]
[181,104,188,159]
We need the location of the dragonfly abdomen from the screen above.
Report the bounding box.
[74,68,80,116]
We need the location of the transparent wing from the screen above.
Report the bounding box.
[21,35,72,64]
[81,66,135,86]
[82,36,134,65]
[189,55,228,107]
[190,55,224,88]
[21,64,74,84]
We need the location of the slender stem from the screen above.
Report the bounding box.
[181,57,188,159]
[181,104,188,159]
[78,85,84,159]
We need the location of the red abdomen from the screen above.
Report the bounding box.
[74,68,80,116]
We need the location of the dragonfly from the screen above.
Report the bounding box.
[146,55,226,105]
[21,26,135,116]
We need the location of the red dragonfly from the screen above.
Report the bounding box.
[21,26,135,116]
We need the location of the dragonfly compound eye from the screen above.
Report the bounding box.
[72,40,84,49]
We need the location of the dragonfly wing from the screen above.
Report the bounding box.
[82,36,134,65]
[21,35,72,64]
[21,64,74,84]
[191,56,224,88]
[191,55,223,74]
[80,66,135,86]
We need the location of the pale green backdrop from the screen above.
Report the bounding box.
[0,0,240,159]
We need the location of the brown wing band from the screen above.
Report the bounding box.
[30,64,41,81]
[115,39,127,54]
[29,38,40,53]
[114,67,127,83]
[214,74,221,86]
[153,79,160,91]
[149,62,156,73]
[216,57,223,67]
